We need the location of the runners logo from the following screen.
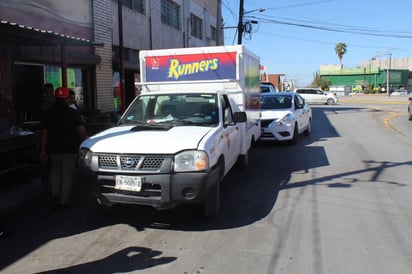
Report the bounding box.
[145,52,236,82]
[167,58,219,80]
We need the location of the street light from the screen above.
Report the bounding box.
[244,8,266,15]
[370,57,377,88]
[237,0,265,44]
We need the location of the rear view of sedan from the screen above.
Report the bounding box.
[259,92,312,145]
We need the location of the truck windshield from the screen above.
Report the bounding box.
[119,93,219,126]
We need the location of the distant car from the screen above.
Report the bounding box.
[408,97,412,121]
[260,82,277,93]
[259,92,312,145]
[295,88,338,105]
[391,89,408,96]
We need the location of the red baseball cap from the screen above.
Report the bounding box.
[55,87,69,98]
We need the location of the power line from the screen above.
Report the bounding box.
[250,16,412,38]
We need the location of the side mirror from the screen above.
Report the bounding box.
[233,111,247,123]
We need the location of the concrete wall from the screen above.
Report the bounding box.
[93,0,113,112]
[111,1,151,49]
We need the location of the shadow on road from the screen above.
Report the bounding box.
[36,246,176,274]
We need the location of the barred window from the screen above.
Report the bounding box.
[191,14,203,40]
[114,0,144,13]
[161,0,181,30]
[210,26,217,41]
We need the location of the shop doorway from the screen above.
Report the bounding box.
[14,64,43,122]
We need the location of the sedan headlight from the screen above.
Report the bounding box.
[78,147,93,167]
[174,150,209,172]
[277,113,294,127]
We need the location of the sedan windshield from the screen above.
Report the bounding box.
[261,95,292,110]
[119,93,219,126]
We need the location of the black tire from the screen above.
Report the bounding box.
[237,148,249,169]
[203,163,222,218]
[288,124,298,145]
[326,98,334,105]
[303,118,311,136]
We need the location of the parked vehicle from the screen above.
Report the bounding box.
[408,97,412,121]
[259,92,312,145]
[260,82,277,93]
[295,88,338,105]
[78,45,261,218]
[391,89,408,96]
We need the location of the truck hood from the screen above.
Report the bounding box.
[81,125,213,154]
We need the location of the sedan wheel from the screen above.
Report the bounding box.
[304,119,311,136]
[288,123,298,145]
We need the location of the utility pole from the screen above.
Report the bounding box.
[386,53,392,96]
[237,0,244,44]
[216,0,223,45]
[118,1,126,111]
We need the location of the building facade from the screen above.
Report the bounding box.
[319,62,411,93]
[0,0,223,135]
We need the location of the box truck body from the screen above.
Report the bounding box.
[79,45,260,217]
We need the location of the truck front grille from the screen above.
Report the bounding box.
[98,154,166,171]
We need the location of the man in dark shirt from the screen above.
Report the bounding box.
[40,87,87,209]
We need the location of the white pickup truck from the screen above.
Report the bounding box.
[78,45,261,217]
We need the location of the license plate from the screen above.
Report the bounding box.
[115,175,142,192]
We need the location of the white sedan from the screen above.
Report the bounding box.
[259,92,312,145]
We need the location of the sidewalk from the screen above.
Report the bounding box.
[339,94,410,104]
[0,177,46,217]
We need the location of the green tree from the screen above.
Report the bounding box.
[311,74,330,90]
[335,42,347,64]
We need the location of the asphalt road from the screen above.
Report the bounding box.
[1,98,411,274]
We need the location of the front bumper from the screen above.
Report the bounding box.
[83,166,220,210]
[259,124,293,141]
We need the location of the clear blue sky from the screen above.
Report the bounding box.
[222,0,412,87]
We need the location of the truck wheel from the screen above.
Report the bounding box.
[237,150,249,169]
[203,164,222,218]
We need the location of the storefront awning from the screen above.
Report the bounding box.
[0,20,92,46]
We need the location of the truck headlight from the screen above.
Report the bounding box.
[174,150,209,172]
[78,147,93,167]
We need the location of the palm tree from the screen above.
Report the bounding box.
[335,43,347,65]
